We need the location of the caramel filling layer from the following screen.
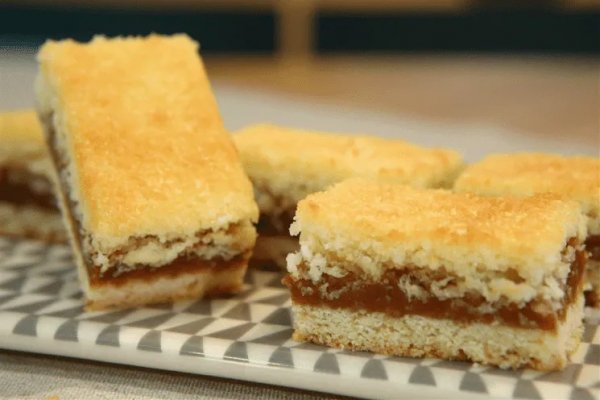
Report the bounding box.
[585,291,599,307]
[284,241,585,331]
[583,235,599,306]
[88,252,249,288]
[586,235,600,262]
[0,168,56,210]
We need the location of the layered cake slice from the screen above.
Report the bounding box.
[233,124,463,268]
[454,153,600,307]
[0,110,66,242]
[284,179,587,370]
[36,35,258,310]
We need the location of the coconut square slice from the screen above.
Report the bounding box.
[36,34,258,310]
[285,179,587,371]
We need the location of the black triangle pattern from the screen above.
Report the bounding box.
[537,364,582,384]
[233,287,256,301]
[12,315,38,336]
[408,366,436,386]
[221,303,252,321]
[224,342,249,363]
[35,280,65,296]
[43,267,75,277]
[0,293,18,307]
[54,319,79,342]
[208,322,255,340]
[513,380,542,399]
[459,372,487,393]
[0,276,27,292]
[96,325,120,347]
[2,259,42,272]
[262,308,291,326]
[0,255,34,268]
[4,298,57,314]
[569,388,595,400]
[45,305,85,319]
[129,312,176,329]
[314,353,340,375]
[184,299,211,315]
[268,347,293,368]
[249,328,293,345]
[584,344,600,365]
[255,293,289,306]
[85,309,133,324]
[180,336,204,357]
[165,317,215,335]
[361,359,387,380]
[137,330,161,352]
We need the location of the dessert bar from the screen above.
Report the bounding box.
[454,153,600,307]
[233,124,463,268]
[285,179,587,370]
[36,35,258,309]
[0,110,65,242]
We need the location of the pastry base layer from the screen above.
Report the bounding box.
[250,235,298,270]
[85,257,248,310]
[290,295,584,371]
[0,202,66,243]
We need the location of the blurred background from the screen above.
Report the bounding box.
[0,0,598,159]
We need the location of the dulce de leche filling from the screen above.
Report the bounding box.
[586,235,600,262]
[284,239,586,331]
[0,168,57,210]
[88,252,249,288]
[584,235,600,306]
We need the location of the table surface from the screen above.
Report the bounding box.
[204,55,600,144]
[1,349,350,400]
[0,50,598,400]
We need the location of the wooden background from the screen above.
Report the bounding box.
[205,55,599,143]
